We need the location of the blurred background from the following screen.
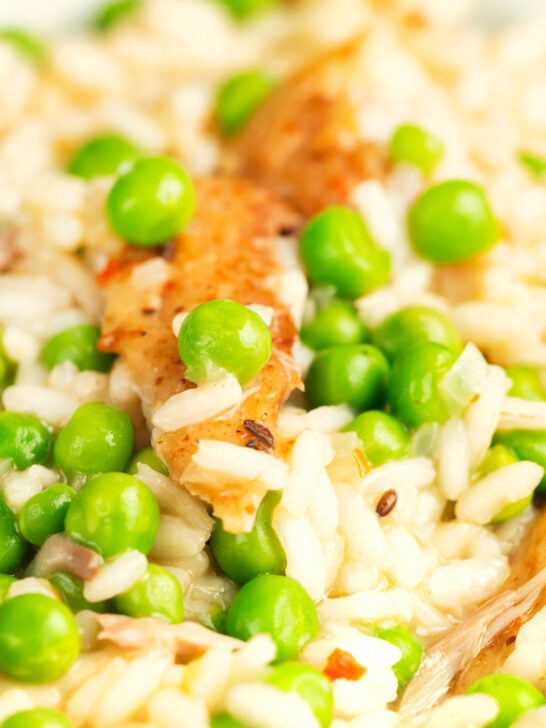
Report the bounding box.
[0,0,545,30]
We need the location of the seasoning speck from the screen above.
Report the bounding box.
[376,489,397,517]
[243,419,275,450]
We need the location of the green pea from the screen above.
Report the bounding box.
[209,606,228,634]
[0,574,17,605]
[225,574,319,662]
[114,563,184,623]
[364,621,423,689]
[389,124,444,173]
[408,180,499,264]
[178,299,272,385]
[0,328,15,389]
[210,715,248,728]
[92,0,142,30]
[506,365,545,401]
[126,447,168,476]
[301,207,391,299]
[106,156,195,246]
[48,571,110,614]
[477,445,530,523]
[64,472,159,558]
[68,134,141,181]
[305,344,389,411]
[41,325,115,373]
[372,306,463,361]
[266,662,333,728]
[0,351,12,390]
[300,302,367,351]
[210,491,286,584]
[54,402,135,478]
[215,71,275,136]
[342,410,409,467]
[388,342,455,428]
[217,0,277,19]
[18,484,75,547]
[467,674,546,728]
[2,708,74,728]
[0,29,48,64]
[480,444,519,477]
[0,594,80,683]
[494,430,546,494]
[519,151,546,180]
[0,412,52,470]
[0,493,28,573]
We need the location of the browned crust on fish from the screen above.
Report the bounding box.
[450,507,546,693]
[100,175,301,527]
[230,38,388,216]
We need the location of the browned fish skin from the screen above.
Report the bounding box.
[451,507,546,692]
[101,176,301,527]
[399,508,546,717]
[231,39,388,216]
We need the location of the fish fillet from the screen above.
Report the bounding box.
[100,175,301,531]
[230,38,388,216]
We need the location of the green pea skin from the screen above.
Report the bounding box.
[225,574,319,662]
[18,484,75,547]
[178,300,272,385]
[364,622,423,689]
[389,124,444,174]
[48,571,110,614]
[64,472,159,558]
[301,207,391,299]
[467,674,546,728]
[372,306,463,361]
[389,342,456,428]
[0,328,15,389]
[342,410,409,467]
[305,344,389,411]
[210,715,248,728]
[218,0,277,19]
[494,430,546,495]
[0,594,80,683]
[106,156,195,247]
[0,29,48,64]
[0,574,17,605]
[408,180,499,264]
[300,301,367,351]
[215,71,275,136]
[266,662,333,728]
[41,325,115,373]
[0,493,28,573]
[114,563,183,623]
[478,445,530,523]
[506,365,545,401]
[126,447,169,476]
[54,401,135,478]
[210,491,286,584]
[2,708,74,728]
[68,134,141,181]
[92,0,142,30]
[0,412,52,470]
[519,151,546,180]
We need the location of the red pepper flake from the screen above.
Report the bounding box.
[323,648,367,682]
[353,448,370,478]
[96,257,121,286]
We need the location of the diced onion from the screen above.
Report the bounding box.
[439,343,489,416]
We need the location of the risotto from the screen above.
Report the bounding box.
[0,1,545,727]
